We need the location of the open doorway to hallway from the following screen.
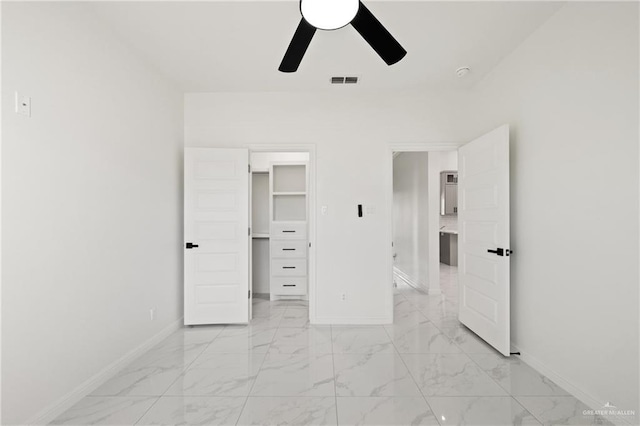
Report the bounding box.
[390,149,508,348]
[391,150,457,298]
[389,126,513,358]
[390,149,503,351]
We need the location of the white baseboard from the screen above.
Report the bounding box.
[393,267,424,291]
[393,267,441,294]
[270,294,309,301]
[511,343,636,426]
[26,317,184,426]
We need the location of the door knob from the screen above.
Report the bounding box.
[185,242,199,249]
[487,248,504,256]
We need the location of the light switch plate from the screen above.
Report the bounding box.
[321,206,328,215]
[15,92,31,117]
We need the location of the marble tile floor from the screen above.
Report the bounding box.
[51,266,615,426]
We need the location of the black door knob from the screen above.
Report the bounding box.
[487,248,504,256]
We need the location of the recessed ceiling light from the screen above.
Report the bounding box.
[455,66,471,77]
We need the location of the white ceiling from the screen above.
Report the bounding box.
[87,1,564,92]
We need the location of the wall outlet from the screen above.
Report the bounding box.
[15,92,31,117]
[340,293,346,301]
[149,308,156,321]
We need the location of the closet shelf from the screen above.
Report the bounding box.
[272,192,306,196]
[252,233,270,239]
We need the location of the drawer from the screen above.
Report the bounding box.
[271,277,307,295]
[271,222,307,240]
[271,240,307,259]
[272,259,307,277]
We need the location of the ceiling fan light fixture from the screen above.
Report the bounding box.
[279,0,406,73]
[300,0,360,30]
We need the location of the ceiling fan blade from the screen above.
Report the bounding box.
[350,1,406,66]
[279,18,316,73]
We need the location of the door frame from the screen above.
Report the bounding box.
[249,144,317,323]
[386,142,462,320]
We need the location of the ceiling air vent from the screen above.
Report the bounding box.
[330,76,359,85]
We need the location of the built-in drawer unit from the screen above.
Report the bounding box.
[269,162,308,300]
[271,259,307,277]
[271,222,307,239]
[271,277,307,295]
[271,240,307,259]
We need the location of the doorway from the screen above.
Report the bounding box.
[249,150,313,323]
[391,150,458,298]
[388,125,512,356]
[184,146,316,326]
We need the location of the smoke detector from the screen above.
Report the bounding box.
[455,66,471,77]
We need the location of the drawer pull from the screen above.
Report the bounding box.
[282,266,296,269]
[282,248,296,251]
[283,284,296,287]
[282,230,296,233]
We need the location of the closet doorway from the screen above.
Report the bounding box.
[184,147,316,326]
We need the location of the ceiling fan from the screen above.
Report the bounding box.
[279,0,407,73]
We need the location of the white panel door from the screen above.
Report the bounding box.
[184,148,249,325]
[458,125,511,356]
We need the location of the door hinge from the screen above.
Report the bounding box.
[248,227,251,236]
[248,290,251,298]
[248,164,251,173]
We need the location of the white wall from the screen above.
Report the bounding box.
[251,173,270,294]
[0,3,4,421]
[439,151,458,172]
[252,238,270,295]
[393,152,430,290]
[437,151,458,232]
[426,153,441,293]
[252,172,270,235]
[467,2,639,417]
[185,91,469,323]
[1,3,184,424]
